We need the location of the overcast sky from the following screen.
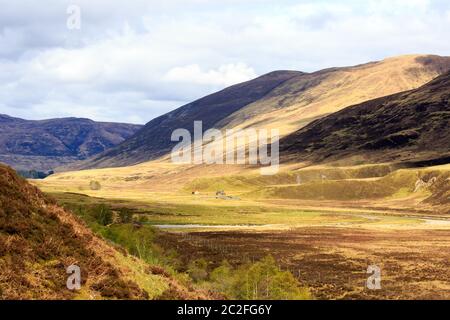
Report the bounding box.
[0,0,449,124]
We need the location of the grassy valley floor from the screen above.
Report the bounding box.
[32,162,450,299]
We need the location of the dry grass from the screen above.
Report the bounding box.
[159,226,450,299]
[0,164,209,300]
[222,55,448,135]
[29,158,450,300]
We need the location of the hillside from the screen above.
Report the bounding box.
[280,71,450,165]
[0,164,203,299]
[74,54,450,169]
[219,55,450,134]
[72,71,302,169]
[0,115,142,171]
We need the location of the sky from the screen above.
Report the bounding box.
[0,0,449,124]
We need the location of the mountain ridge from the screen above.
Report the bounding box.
[71,54,450,170]
[0,115,143,171]
[280,70,450,165]
[71,70,302,169]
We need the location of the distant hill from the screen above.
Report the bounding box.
[74,54,450,170]
[280,71,450,165]
[0,115,142,171]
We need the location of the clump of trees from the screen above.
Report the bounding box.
[17,170,54,179]
[68,203,135,226]
[191,256,311,300]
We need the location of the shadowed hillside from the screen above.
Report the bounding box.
[0,115,142,171]
[280,71,450,165]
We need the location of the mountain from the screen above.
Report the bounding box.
[0,115,142,171]
[280,71,450,165]
[0,163,207,299]
[75,54,450,170]
[73,71,302,169]
[216,55,450,134]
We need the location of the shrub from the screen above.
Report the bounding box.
[187,259,209,282]
[89,180,101,191]
[92,204,113,226]
[118,208,133,224]
[137,215,149,223]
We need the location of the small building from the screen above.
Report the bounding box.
[216,190,226,197]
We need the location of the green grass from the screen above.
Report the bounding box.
[184,163,396,194]
[245,168,428,201]
[49,191,386,227]
[53,194,315,299]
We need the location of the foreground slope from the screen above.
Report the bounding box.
[75,54,450,169]
[0,164,203,299]
[0,115,142,171]
[280,70,450,165]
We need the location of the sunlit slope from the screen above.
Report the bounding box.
[37,162,450,217]
[71,54,450,170]
[171,54,450,166]
[38,55,450,215]
[219,55,450,135]
[280,69,450,164]
[71,71,301,169]
[159,54,450,165]
[37,161,250,194]
[183,164,448,213]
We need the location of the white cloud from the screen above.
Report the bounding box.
[367,0,430,14]
[0,0,449,124]
[164,63,257,86]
